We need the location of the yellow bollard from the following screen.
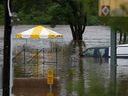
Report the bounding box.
[47,92,54,96]
[47,68,54,85]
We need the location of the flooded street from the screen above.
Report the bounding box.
[0,25,128,96]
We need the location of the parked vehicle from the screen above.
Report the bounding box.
[80,44,128,58]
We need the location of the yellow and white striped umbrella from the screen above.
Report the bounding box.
[16,25,62,39]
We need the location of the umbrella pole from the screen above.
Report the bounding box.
[25,39,28,45]
[56,48,58,77]
[37,49,39,78]
[43,48,45,77]
[23,45,26,77]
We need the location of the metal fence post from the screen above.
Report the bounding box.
[23,45,26,77]
[110,27,117,96]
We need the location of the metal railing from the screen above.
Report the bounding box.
[12,47,59,78]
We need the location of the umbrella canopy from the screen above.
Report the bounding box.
[16,26,62,39]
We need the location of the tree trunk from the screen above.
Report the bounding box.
[123,33,127,44]
[119,31,123,44]
[70,24,86,41]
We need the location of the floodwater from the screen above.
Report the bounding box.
[0,25,128,96]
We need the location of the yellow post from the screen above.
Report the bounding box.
[47,92,54,96]
[47,77,54,85]
[47,68,54,85]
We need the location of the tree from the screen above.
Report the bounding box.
[51,0,99,42]
[10,0,99,41]
[67,0,87,41]
[0,0,4,24]
[0,4,4,24]
[52,0,87,41]
[11,0,53,24]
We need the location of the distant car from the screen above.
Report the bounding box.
[80,44,128,58]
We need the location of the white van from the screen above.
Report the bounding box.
[116,44,128,58]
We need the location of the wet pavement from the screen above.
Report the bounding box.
[0,25,128,96]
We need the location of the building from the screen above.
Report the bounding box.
[99,0,128,16]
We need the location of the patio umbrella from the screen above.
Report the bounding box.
[16,25,62,39]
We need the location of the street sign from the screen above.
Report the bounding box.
[99,0,128,16]
[101,5,110,16]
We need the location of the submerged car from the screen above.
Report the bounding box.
[80,44,128,58]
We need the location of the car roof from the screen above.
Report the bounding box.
[86,46,109,49]
[117,44,128,47]
[84,44,128,51]
[86,44,128,49]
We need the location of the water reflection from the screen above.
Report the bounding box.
[59,41,128,96]
[6,25,128,96]
[77,58,85,96]
[118,79,128,96]
[7,39,128,96]
[12,78,59,96]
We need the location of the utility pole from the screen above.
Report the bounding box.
[110,28,117,81]
[110,26,117,96]
[3,0,12,95]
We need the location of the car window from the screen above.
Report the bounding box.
[99,48,105,56]
[82,47,109,58]
[83,48,95,57]
[97,48,108,57]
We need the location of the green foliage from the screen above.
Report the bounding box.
[47,3,67,24]
[0,4,4,25]
[100,17,128,34]
[11,0,53,24]
[85,0,101,25]
[87,15,101,25]
[59,0,100,25]
[0,0,100,25]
